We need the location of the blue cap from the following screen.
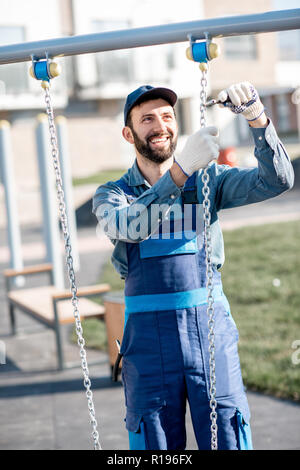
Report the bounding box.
[124,85,177,125]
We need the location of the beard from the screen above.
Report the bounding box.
[131,128,178,164]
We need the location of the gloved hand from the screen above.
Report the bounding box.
[175,126,219,177]
[218,82,265,122]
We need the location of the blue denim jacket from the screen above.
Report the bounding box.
[93,120,294,279]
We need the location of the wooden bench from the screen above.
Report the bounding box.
[3,263,110,370]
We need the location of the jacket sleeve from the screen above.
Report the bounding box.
[214,119,294,211]
[92,170,182,243]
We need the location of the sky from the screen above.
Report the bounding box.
[272,0,300,9]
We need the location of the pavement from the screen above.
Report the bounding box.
[0,188,300,450]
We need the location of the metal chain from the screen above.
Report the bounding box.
[43,84,101,451]
[200,68,218,450]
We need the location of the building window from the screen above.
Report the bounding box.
[276,94,290,132]
[0,26,29,94]
[92,20,132,84]
[224,35,257,60]
[277,30,300,61]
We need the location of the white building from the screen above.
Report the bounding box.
[0,0,207,178]
[0,0,67,110]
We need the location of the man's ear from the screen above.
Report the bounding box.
[122,126,134,144]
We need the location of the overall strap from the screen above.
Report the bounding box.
[114,177,137,202]
[182,172,198,204]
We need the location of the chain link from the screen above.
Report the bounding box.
[43,85,101,450]
[199,68,218,450]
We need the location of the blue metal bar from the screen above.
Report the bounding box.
[35,115,64,288]
[55,116,80,273]
[0,121,24,287]
[0,9,299,65]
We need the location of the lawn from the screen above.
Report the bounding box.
[72,168,126,187]
[221,220,300,402]
[75,220,300,402]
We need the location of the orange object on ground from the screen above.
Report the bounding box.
[218,147,237,167]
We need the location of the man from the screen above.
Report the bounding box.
[93,83,294,450]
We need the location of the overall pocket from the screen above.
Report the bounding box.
[120,311,166,410]
[208,299,244,399]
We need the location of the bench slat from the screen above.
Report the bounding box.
[4,263,53,278]
[8,286,105,326]
[52,283,110,300]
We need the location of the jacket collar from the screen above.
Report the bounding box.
[128,159,151,187]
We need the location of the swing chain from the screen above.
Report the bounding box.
[200,69,208,128]
[199,68,218,450]
[43,86,101,451]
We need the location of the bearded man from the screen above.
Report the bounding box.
[93,84,294,450]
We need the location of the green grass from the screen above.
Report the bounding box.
[72,169,126,187]
[221,220,300,402]
[71,317,108,351]
[75,220,300,402]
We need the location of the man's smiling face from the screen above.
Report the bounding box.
[123,98,178,164]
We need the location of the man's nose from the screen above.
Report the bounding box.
[152,117,167,133]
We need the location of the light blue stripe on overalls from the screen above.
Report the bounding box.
[139,230,198,258]
[128,422,147,450]
[124,285,224,325]
[237,410,253,450]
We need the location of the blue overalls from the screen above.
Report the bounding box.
[116,173,253,450]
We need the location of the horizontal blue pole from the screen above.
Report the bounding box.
[0,9,299,65]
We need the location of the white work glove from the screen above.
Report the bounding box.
[218,81,265,122]
[175,126,219,177]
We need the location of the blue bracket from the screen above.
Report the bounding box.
[187,33,212,63]
[31,53,51,82]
